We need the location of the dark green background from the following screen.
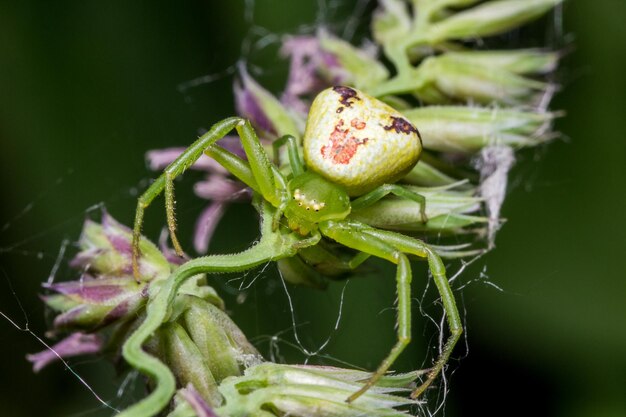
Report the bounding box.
[1,1,624,416]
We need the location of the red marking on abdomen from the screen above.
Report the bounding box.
[320,119,368,165]
[351,118,366,130]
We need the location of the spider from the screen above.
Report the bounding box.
[123,86,462,416]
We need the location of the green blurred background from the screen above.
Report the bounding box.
[0,1,624,416]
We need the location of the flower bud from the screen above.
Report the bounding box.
[415,54,548,105]
[234,66,299,137]
[154,296,262,408]
[351,185,487,234]
[404,105,555,153]
[426,0,563,43]
[445,50,559,75]
[372,0,411,47]
[70,211,170,282]
[403,158,464,187]
[181,297,262,383]
[159,321,222,407]
[216,364,422,417]
[42,275,147,331]
[42,212,175,331]
[317,31,389,90]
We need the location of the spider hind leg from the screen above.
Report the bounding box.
[319,220,462,401]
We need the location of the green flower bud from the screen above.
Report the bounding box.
[71,212,171,282]
[43,275,147,331]
[426,0,563,43]
[403,158,464,187]
[371,0,412,46]
[404,105,555,153]
[159,321,223,407]
[414,54,548,104]
[351,185,487,233]
[318,31,389,90]
[181,297,262,383]
[216,364,422,417]
[444,49,559,75]
[234,66,300,138]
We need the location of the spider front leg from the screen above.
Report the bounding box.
[351,184,428,223]
[132,117,284,278]
[320,220,462,401]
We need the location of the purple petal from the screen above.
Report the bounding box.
[193,177,247,201]
[106,233,132,255]
[26,333,103,373]
[180,384,219,417]
[102,298,136,324]
[69,248,102,269]
[100,212,135,256]
[101,210,132,233]
[280,36,328,95]
[146,148,228,174]
[216,136,246,159]
[193,202,227,254]
[44,280,125,303]
[52,305,91,328]
[234,66,275,134]
[279,35,339,114]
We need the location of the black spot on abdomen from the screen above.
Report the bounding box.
[332,86,360,107]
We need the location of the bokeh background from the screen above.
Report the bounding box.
[1,1,625,416]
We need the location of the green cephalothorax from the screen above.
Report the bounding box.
[285,171,351,235]
[128,87,462,416]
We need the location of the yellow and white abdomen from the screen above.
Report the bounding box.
[303,86,422,196]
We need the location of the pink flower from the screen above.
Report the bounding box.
[280,35,344,116]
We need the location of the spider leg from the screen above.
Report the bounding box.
[272,134,304,176]
[132,117,284,278]
[351,184,428,223]
[320,220,462,401]
[205,143,291,230]
[361,227,463,399]
[319,220,413,403]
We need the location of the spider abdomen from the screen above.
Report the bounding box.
[303,86,422,196]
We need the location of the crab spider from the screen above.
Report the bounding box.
[126,86,462,416]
